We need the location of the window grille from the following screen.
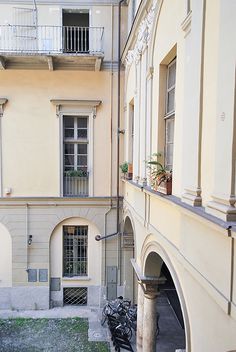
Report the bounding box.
[63,287,87,305]
[63,226,88,277]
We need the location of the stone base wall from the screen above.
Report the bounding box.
[0,286,49,310]
[0,285,108,310]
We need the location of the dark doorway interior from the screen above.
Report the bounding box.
[62,10,89,53]
[160,262,184,329]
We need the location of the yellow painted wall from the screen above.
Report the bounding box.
[0,70,117,197]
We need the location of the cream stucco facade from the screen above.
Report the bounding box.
[0,0,236,351]
[121,0,236,351]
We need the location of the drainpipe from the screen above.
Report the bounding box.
[117,0,126,286]
[95,0,125,291]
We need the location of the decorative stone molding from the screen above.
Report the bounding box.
[125,0,158,66]
[182,187,202,207]
[50,99,102,118]
[181,10,192,37]
[0,98,8,117]
[206,196,236,222]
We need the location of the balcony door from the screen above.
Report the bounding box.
[63,115,89,197]
[62,10,89,53]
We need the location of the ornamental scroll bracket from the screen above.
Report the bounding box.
[125,0,158,67]
[0,98,8,117]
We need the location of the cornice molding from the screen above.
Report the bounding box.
[50,99,102,107]
[123,0,158,66]
[125,0,157,66]
[0,0,120,5]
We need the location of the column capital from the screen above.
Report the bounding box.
[144,292,158,300]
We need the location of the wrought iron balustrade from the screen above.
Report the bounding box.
[0,25,104,54]
[63,175,89,197]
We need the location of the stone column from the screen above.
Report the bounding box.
[136,284,144,352]
[142,293,158,352]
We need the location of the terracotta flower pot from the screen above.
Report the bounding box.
[127,163,133,180]
[153,178,172,195]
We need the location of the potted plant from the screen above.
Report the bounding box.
[65,170,88,177]
[146,153,172,195]
[120,162,128,179]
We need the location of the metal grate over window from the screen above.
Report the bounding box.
[63,225,88,277]
[63,287,87,305]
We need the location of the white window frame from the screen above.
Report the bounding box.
[164,58,176,170]
[59,109,94,197]
[63,115,89,173]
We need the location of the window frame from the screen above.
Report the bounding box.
[63,116,89,173]
[59,109,94,197]
[63,225,88,278]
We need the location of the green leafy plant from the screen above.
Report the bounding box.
[146,153,172,187]
[65,170,88,177]
[120,162,129,174]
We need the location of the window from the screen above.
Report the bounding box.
[129,102,134,164]
[165,59,176,170]
[63,116,89,196]
[63,225,88,277]
[63,116,88,173]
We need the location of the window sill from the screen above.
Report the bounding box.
[62,276,91,281]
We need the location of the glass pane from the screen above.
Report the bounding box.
[78,144,87,154]
[64,143,74,154]
[78,155,87,166]
[64,117,74,128]
[168,61,176,89]
[165,143,173,170]
[64,129,74,138]
[78,117,88,128]
[166,118,175,143]
[167,88,175,114]
[78,129,87,138]
[65,155,74,166]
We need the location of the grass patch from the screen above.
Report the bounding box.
[0,318,110,352]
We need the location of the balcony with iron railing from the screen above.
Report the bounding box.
[0,25,104,70]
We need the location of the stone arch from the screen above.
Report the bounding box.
[46,206,106,243]
[0,222,12,287]
[141,239,191,352]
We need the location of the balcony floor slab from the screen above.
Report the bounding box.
[0,53,104,71]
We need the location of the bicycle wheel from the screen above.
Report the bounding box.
[101,305,110,325]
[115,325,132,341]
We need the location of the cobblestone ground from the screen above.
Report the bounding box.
[0,317,110,352]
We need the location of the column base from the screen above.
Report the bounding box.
[206,200,236,222]
[182,188,202,207]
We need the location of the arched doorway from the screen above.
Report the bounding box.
[121,216,136,302]
[49,217,102,308]
[138,249,187,352]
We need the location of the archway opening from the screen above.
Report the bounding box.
[144,251,186,351]
[121,216,136,303]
